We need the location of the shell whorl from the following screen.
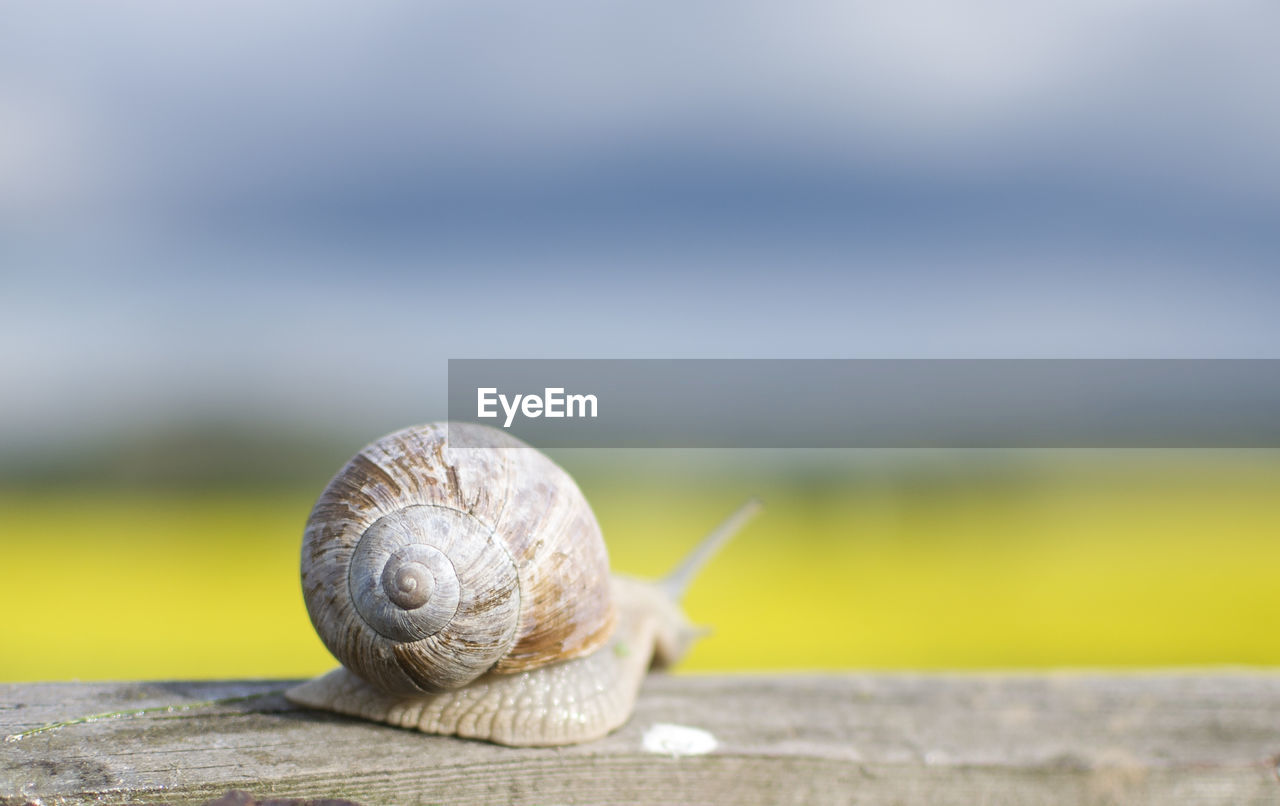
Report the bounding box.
[301,423,617,695]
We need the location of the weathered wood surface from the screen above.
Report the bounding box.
[3,673,1279,805]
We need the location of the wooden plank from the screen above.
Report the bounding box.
[3,673,1280,805]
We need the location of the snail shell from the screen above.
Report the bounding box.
[299,422,616,694]
[286,422,758,746]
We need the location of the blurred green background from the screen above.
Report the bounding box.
[4,429,1277,682]
[4,3,1279,682]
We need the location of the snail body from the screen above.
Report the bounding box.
[285,422,756,746]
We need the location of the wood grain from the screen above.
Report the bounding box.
[3,673,1280,805]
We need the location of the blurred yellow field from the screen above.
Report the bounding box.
[3,452,1278,682]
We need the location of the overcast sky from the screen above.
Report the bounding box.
[3,1,1278,447]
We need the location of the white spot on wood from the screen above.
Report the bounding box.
[643,723,718,757]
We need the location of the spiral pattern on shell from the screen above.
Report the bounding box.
[301,423,616,694]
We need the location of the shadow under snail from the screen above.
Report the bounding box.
[285,422,760,746]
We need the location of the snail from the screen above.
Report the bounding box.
[285,422,759,746]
